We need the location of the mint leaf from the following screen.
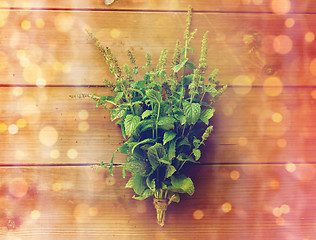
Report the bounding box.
[124,114,141,136]
[185,61,196,71]
[124,159,150,176]
[168,139,176,160]
[146,89,162,103]
[147,143,166,170]
[171,174,195,195]
[172,57,188,73]
[192,148,201,160]
[133,188,154,200]
[165,165,176,178]
[158,116,176,130]
[142,110,152,119]
[133,175,146,195]
[200,108,215,125]
[163,131,176,145]
[158,156,171,165]
[183,101,201,125]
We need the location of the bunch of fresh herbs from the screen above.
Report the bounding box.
[71,7,226,226]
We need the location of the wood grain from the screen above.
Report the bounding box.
[1,0,316,14]
[1,165,315,239]
[1,11,316,86]
[1,87,315,165]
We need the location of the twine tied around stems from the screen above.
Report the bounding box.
[153,198,168,211]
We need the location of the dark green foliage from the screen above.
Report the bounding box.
[77,6,226,204]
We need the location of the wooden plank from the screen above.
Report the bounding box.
[1,86,315,164]
[1,0,316,14]
[1,165,316,239]
[1,11,316,86]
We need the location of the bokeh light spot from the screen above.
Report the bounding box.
[277,138,287,148]
[238,137,248,146]
[0,51,8,72]
[36,78,46,87]
[17,96,40,124]
[221,202,232,213]
[0,122,7,132]
[193,209,204,220]
[285,18,295,28]
[296,164,315,182]
[273,35,292,55]
[15,150,26,160]
[280,204,290,214]
[16,119,27,128]
[78,121,89,132]
[311,89,316,99]
[9,178,28,198]
[110,28,121,39]
[35,18,45,28]
[74,203,90,223]
[89,207,98,217]
[271,0,291,14]
[21,20,31,30]
[30,210,41,220]
[67,148,78,159]
[310,59,316,77]
[54,13,74,32]
[50,149,60,159]
[285,163,296,173]
[52,182,62,192]
[39,126,58,146]
[78,110,89,120]
[232,75,252,95]
[263,76,283,96]
[8,124,18,134]
[23,63,42,84]
[12,87,23,96]
[305,32,315,43]
[0,1,10,22]
[105,176,116,186]
[272,112,283,123]
[272,207,282,217]
[269,179,279,190]
[230,170,240,181]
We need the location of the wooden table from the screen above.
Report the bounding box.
[1,1,316,239]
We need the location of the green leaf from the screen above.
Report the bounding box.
[146,177,156,191]
[131,138,155,154]
[185,61,196,71]
[142,110,152,119]
[133,103,143,116]
[158,156,171,165]
[168,139,176,160]
[172,57,188,73]
[124,159,150,176]
[110,106,127,121]
[183,101,201,125]
[177,153,195,163]
[134,80,146,89]
[171,174,195,195]
[163,131,176,145]
[114,92,124,104]
[192,148,201,160]
[118,143,129,154]
[124,114,141,136]
[165,165,176,178]
[146,89,162,103]
[158,116,176,130]
[133,188,154,200]
[125,176,135,188]
[206,86,218,97]
[133,175,146,195]
[177,137,191,148]
[193,137,200,148]
[167,192,180,203]
[147,143,165,170]
[200,108,215,125]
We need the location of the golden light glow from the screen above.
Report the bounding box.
[50,149,60,159]
[280,204,290,214]
[78,110,89,120]
[238,137,248,146]
[54,13,74,32]
[110,28,121,39]
[272,207,282,217]
[311,89,316,99]
[88,207,98,217]
[8,124,18,134]
[18,96,40,124]
[310,59,316,77]
[12,87,23,96]
[16,119,27,128]
[285,163,296,173]
[21,20,31,30]
[30,210,41,220]
[193,209,204,220]
[263,77,283,96]
[230,170,240,181]
[52,182,62,192]
[269,179,280,190]
[74,204,90,223]
[23,63,42,83]
[221,202,232,213]
[272,112,283,123]
[296,164,315,182]
[0,1,10,22]
[273,35,292,55]
[105,176,116,186]
[275,217,285,226]
[271,0,291,14]
[36,77,46,87]
[285,18,295,28]
[0,51,8,72]
[35,18,45,28]
[9,177,29,198]
[67,148,78,159]
[305,32,315,43]
[277,138,287,148]
[39,126,58,146]
[78,121,89,132]
[232,75,252,95]
[252,0,263,5]
[0,122,7,132]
